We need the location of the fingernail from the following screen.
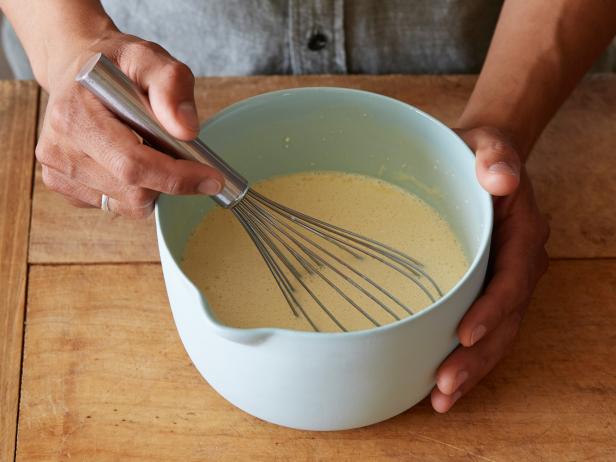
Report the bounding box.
[488,161,518,177]
[470,324,486,345]
[451,390,462,404]
[454,370,469,391]
[177,101,200,132]
[198,178,222,195]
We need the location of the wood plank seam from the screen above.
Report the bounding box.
[15,260,616,460]
[0,81,38,462]
[25,261,160,267]
[12,85,41,462]
[29,76,616,263]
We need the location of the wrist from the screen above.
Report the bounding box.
[43,20,119,91]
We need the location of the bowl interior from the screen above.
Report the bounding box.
[157,88,492,317]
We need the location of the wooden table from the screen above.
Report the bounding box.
[1,75,615,461]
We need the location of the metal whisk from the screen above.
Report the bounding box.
[77,53,442,332]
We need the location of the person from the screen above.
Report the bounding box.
[1,0,614,413]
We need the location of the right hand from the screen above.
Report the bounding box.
[35,32,224,218]
[431,127,550,412]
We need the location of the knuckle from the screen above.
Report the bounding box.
[477,126,501,139]
[63,160,79,180]
[135,39,163,54]
[503,311,523,349]
[476,126,520,157]
[47,97,76,134]
[35,141,81,180]
[126,187,156,208]
[121,202,154,219]
[35,141,55,165]
[164,176,187,195]
[162,60,193,83]
[40,165,51,184]
[41,167,62,193]
[116,39,166,70]
[123,39,161,57]
[490,139,517,160]
[161,175,194,195]
[114,158,142,185]
[485,293,508,327]
[510,310,523,334]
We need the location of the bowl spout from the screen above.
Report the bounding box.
[212,326,273,346]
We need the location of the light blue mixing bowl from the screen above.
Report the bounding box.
[155,88,493,430]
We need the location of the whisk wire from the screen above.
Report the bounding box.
[249,190,426,269]
[243,198,406,321]
[233,210,301,315]
[246,198,416,316]
[234,189,444,331]
[247,190,441,303]
[236,202,345,331]
[76,54,443,334]
[240,201,373,330]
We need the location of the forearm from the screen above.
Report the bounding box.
[458,0,616,160]
[0,0,117,89]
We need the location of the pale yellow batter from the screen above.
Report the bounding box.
[182,171,468,332]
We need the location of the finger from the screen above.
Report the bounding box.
[431,310,523,412]
[39,143,159,210]
[456,271,525,348]
[117,41,199,140]
[456,127,521,196]
[77,110,223,195]
[42,165,103,207]
[41,52,217,197]
[457,211,548,347]
[42,166,155,218]
[105,196,155,219]
[456,231,532,348]
[65,196,97,209]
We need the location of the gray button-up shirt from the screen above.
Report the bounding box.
[2,0,615,79]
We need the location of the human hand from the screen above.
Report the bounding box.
[431,127,550,412]
[36,31,223,218]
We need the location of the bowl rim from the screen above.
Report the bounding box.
[155,86,494,340]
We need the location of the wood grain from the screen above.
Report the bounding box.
[29,161,160,263]
[28,75,473,264]
[529,74,616,257]
[29,74,616,263]
[16,74,616,461]
[0,81,39,462]
[16,261,616,461]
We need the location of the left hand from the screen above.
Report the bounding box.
[431,127,550,412]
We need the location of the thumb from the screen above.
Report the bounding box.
[120,42,200,140]
[455,127,521,197]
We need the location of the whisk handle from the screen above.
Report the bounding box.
[75,52,248,208]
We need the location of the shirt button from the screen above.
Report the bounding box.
[308,32,328,51]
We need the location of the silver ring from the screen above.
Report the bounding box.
[101,193,110,212]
